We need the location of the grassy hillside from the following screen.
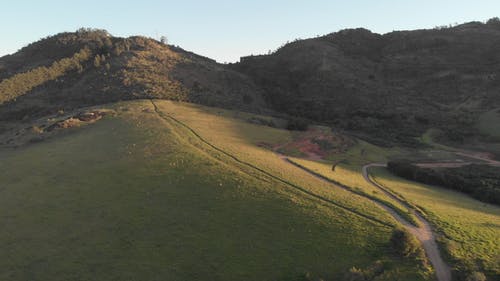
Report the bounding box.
[0,100,428,280]
[285,158,419,226]
[370,167,500,279]
[152,100,400,225]
[277,137,500,279]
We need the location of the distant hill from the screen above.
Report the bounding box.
[235,19,500,145]
[2,21,500,145]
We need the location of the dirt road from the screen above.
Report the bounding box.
[280,156,451,281]
[363,164,451,281]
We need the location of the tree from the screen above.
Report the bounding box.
[160,36,168,45]
[487,17,500,25]
[286,117,309,131]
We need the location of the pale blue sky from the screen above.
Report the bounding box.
[1,0,499,62]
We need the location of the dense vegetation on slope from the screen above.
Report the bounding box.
[387,161,500,205]
[235,19,500,145]
[0,47,92,104]
[3,22,500,145]
[3,21,500,146]
[0,28,267,124]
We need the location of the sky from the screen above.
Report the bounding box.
[1,0,499,62]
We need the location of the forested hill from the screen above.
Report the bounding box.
[0,28,268,123]
[235,19,500,145]
[2,20,500,146]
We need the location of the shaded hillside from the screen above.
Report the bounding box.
[0,28,268,124]
[235,19,500,145]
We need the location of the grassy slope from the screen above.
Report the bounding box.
[0,100,426,280]
[153,101,401,226]
[287,136,500,278]
[285,157,419,226]
[371,167,500,277]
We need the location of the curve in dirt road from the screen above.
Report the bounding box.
[280,157,451,281]
[362,164,451,281]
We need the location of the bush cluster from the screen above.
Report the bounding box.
[390,228,424,259]
[286,116,309,131]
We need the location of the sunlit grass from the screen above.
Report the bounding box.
[154,100,399,225]
[0,100,428,280]
[370,167,500,276]
[286,157,419,226]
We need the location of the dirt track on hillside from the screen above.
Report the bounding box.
[150,99,451,280]
[280,157,451,281]
[362,164,451,281]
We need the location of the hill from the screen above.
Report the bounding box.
[0,28,268,125]
[235,19,500,145]
[1,23,500,280]
[0,100,428,280]
[2,22,500,146]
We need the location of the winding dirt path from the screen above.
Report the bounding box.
[363,164,451,281]
[280,156,451,281]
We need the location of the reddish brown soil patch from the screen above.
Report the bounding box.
[276,128,355,160]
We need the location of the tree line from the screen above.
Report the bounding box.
[0,47,93,105]
[387,161,500,205]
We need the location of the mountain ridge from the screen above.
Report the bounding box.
[0,28,268,124]
[2,20,500,146]
[235,19,500,145]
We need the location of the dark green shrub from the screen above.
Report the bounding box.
[242,94,253,104]
[286,117,309,131]
[486,17,500,25]
[390,228,424,259]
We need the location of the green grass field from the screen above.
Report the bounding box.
[0,100,428,280]
[370,167,500,278]
[283,132,500,279]
[285,157,420,226]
